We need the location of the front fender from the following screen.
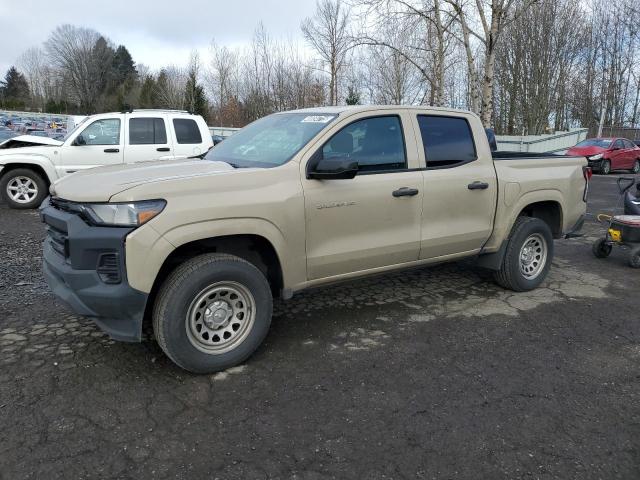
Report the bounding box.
[0,152,58,182]
[125,217,303,294]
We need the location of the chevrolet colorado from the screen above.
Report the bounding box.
[40,106,589,373]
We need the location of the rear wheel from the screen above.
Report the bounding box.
[592,238,612,258]
[601,160,611,175]
[153,253,273,374]
[631,159,640,174]
[0,168,48,209]
[493,217,554,291]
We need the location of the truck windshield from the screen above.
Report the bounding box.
[204,113,336,168]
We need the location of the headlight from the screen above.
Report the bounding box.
[81,200,166,227]
[588,153,603,160]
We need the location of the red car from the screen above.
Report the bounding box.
[567,137,640,175]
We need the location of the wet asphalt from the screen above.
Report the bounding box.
[0,173,639,479]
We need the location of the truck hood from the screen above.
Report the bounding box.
[566,145,605,157]
[0,134,63,149]
[51,159,237,202]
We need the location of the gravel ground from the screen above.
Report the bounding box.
[0,174,639,479]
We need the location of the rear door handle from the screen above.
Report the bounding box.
[104,148,120,153]
[392,187,419,197]
[468,181,489,190]
[157,147,170,152]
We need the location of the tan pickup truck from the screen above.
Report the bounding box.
[40,106,589,373]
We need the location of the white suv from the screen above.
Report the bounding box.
[0,109,213,208]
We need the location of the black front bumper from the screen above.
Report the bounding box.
[587,159,603,171]
[40,197,148,342]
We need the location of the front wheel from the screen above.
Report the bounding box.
[493,217,554,291]
[0,168,48,209]
[631,160,640,174]
[601,160,611,175]
[153,253,273,374]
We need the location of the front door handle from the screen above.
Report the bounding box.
[392,187,419,197]
[104,148,120,153]
[157,147,170,152]
[468,181,489,190]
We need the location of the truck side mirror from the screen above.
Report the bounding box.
[307,154,358,180]
[73,134,86,146]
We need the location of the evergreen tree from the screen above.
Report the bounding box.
[184,69,208,118]
[138,74,157,108]
[345,85,360,105]
[0,66,31,108]
[111,45,137,87]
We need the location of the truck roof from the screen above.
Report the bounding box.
[281,105,479,117]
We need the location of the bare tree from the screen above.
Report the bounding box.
[45,24,109,113]
[444,0,537,126]
[17,47,48,110]
[155,66,188,109]
[354,0,458,107]
[302,0,352,105]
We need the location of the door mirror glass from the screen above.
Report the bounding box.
[308,156,358,180]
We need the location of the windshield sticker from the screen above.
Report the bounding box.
[301,115,335,123]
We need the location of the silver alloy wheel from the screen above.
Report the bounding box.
[634,160,640,174]
[602,161,611,174]
[519,233,547,280]
[185,281,256,354]
[6,176,38,204]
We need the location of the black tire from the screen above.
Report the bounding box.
[592,238,612,258]
[0,168,48,209]
[153,253,273,374]
[601,160,611,175]
[493,217,554,292]
[632,160,640,174]
[629,250,640,268]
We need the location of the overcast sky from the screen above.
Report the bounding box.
[0,0,317,75]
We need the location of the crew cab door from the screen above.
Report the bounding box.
[124,114,174,162]
[57,117,124,176]
[302,113,423,280]
[412,114,497,259]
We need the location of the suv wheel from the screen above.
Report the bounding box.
[153,253,273,374]
[0,168,48,209]
[601,160,611,175]
[493,217,554,291]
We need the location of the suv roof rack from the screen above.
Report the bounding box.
[119,108,193,114]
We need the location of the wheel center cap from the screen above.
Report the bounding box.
[204,301,232,329]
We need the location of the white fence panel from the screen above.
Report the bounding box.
[496,128,588,154]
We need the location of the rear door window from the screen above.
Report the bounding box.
[129,118,167,145]
[417,115,477,168]
[173,119,202,144]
